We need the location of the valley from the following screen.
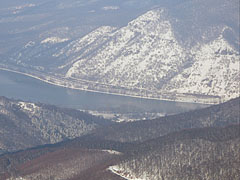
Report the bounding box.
[0,0,239,179]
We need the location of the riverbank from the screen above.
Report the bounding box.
[0,67,220,105]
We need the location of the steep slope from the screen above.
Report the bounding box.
[0,96,112,154]
[110,125,240,180]
[164,33,240,101]
[91,97,240,142]
[0,147,125,180]
[0,135,129,180]
[61,8,239,103]
[65,9,187,86]
[1,124,239,180]
[1,0,239,104]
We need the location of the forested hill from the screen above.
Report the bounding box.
[0,96,112,154]
[110,124,240,180]
[0,97,239,180]
[91,97,240,142]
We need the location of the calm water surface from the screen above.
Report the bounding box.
[0,69,208,114]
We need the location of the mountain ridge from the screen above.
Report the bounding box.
[0,0,239,104]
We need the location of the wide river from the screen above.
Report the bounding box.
[0,69,208,114]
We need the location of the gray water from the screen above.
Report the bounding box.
[0,69,208,114]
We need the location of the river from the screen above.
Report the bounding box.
[0,69,208,116]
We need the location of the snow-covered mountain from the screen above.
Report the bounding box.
[64,9,187,89]
[59,9,239,103]
[1,0,239,104]
[165,33,239,100]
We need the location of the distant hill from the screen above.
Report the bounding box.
[0,96,112,154]
[91,97,240,142]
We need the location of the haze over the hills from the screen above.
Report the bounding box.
[0,0,239,104]
[0,1,239,180]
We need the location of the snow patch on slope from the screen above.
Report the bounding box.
[102,149,122,155]
[24,41,35,48]
[41,37,69,44]
[12,4,36,14]
[56,26,116,57]
[108,165,146,180]
[7,177,26,180]
[18,102,39,113]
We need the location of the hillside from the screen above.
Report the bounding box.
[0,0,239,103]
[0,125,239,180]
[0,97,239,180]
[90,97,240,142]
[0,147,125,180]
[0,96,112,154]
[0,1,239,179]
[110,125,240,180]
[61,7,239,103]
